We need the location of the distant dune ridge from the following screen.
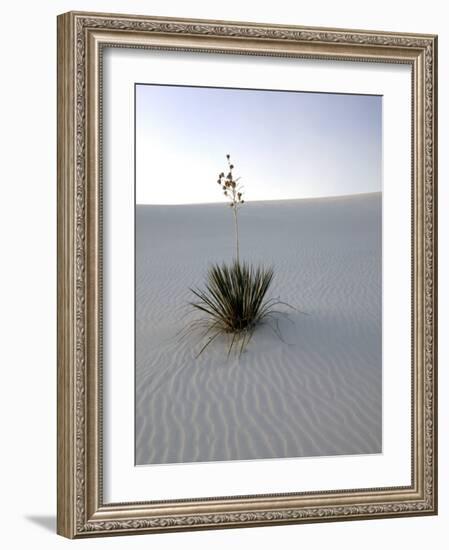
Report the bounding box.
[135,192,382,465]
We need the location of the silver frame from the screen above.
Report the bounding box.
[57,11,438,538]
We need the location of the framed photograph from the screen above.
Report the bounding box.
[57,11,438,538]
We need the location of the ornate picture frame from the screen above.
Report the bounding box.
[57,11,437,538]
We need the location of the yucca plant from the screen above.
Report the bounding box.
[187,154,295,356]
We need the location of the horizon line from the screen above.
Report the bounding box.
[136,190,382,207]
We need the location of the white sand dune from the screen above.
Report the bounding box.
[135,193,382,465]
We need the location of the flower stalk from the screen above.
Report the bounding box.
[217,154,244,264]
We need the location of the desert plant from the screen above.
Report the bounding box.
[188,261,292,356]
[186,154,297,356]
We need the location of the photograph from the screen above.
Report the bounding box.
[134,84,383,466]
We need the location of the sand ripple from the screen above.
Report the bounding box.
[135,194,382,464]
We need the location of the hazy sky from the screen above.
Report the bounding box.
[136,84,382,205]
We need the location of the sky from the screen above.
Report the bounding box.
[135,84,382,205]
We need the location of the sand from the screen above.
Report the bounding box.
[135,193,382,465]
